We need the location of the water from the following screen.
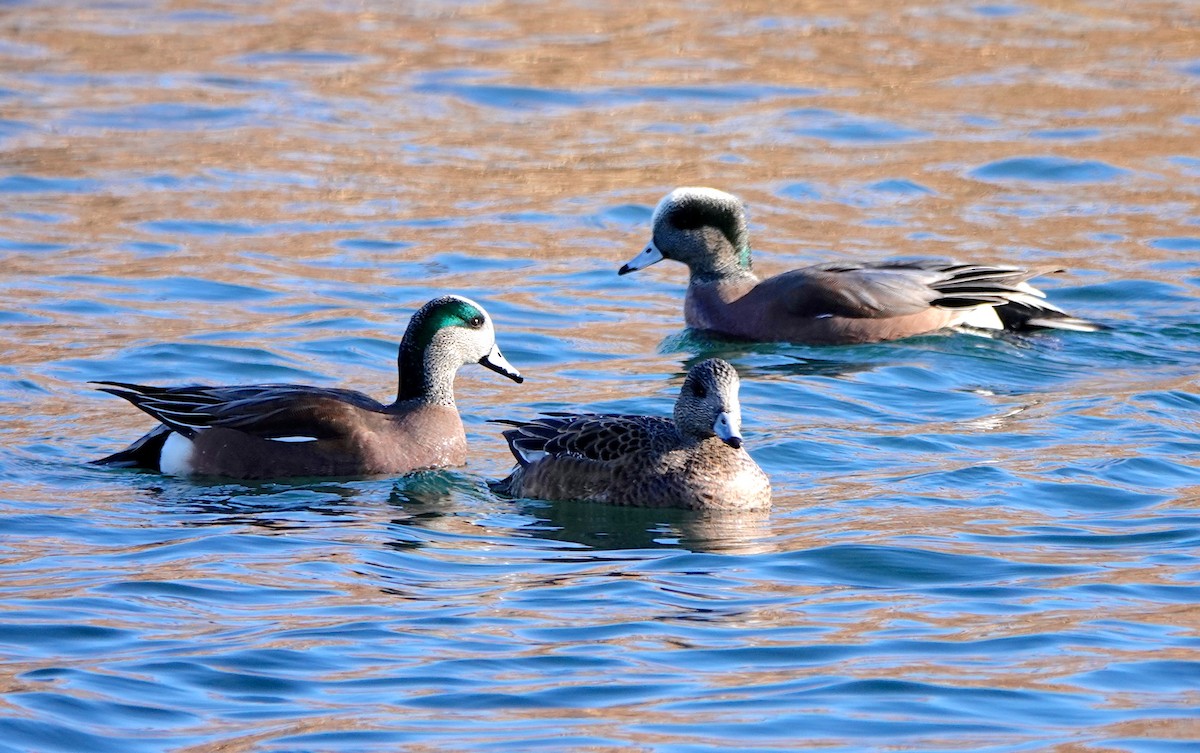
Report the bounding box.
[2,1,1199,750]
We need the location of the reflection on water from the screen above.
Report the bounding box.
[3,0,1200,751]
[520,498,776,554]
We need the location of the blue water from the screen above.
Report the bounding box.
[2,1,1200,751]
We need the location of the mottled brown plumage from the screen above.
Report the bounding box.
[493,359,770,511]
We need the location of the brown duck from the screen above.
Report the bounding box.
[93,295,523,479]
[493,358,770,511]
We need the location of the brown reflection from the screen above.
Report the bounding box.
[518,497,776,554]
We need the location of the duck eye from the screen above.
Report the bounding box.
[691,382,708,399]
[467,315,485,328]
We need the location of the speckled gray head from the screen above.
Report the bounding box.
[675,357,744,448]
[619,187,752,279]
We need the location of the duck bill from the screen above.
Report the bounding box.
[480,345,524,383]
[618,241,664,275]
[713,411,743,449]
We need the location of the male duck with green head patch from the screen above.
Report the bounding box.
[620,187,1102,345]
[93,295,523,480]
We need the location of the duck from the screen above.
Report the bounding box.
[492,358,770,511]
[92,294,523,479]
[619,186,1101,345]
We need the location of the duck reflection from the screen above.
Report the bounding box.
[136,477,356,519]
[516,498,775,555]
[665,325,1036,384]
[126,469,470,533]
[664,330,882,381]
[105,465,775,555]
[382,472,477,550]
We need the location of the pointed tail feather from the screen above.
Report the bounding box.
[995,301,1106,332]
[91,424,171,469]
[930,266,1103,333]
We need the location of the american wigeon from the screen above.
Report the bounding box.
[92,294,524,479]
[619,187,1101,345]
[492,358,770,511]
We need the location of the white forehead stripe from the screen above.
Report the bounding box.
[653,186,739,224]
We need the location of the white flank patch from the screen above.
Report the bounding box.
[958,305,1004,330]
[159,432,195,476]
[267,436,319,443]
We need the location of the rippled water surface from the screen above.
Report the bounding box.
[3,1,1200,751]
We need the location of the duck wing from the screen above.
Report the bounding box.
[774,260,1049,319]
[92,382,385,440]
[495,412,672,467]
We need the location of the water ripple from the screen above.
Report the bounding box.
[1,1,1199,752]
[970,156,1131,183]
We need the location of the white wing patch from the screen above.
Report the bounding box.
[267,436,319,443]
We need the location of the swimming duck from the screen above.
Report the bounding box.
[93,294,523,479]
[619,186,1101,344]
[493,358,770,510]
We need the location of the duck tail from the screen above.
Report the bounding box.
[489,417,554,467]
[91,424,171,469]
[995,300,1107,332]
[931,266,1105,333]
